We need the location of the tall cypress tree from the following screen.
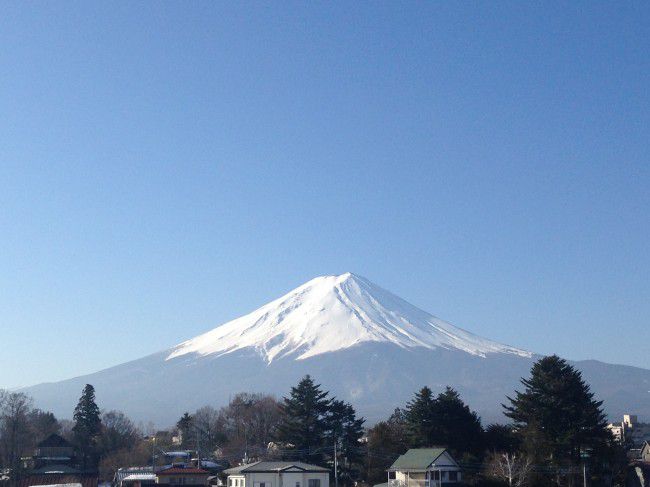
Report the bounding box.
[72,384,102,470]
[275,375,331,465]
[176,412,194,448]
[503,355,617,484]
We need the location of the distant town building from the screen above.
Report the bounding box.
[608,414,650,447]
[384,448,462,487]
[224,461,329,487]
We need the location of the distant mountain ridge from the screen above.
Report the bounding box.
[22,273,650,427]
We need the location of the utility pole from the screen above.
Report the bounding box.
[196,425,201,469]
[334,441,338,487]
[151,437,156,473]
[580,448,590,487]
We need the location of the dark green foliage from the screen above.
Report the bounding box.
[327,399,365,485]
[404,387,436,448]
[176,412,194,448]
[404,386,483,456]
[72,384,102,470]
[275,375,331,465]
[503,355,622,485]
[484,424,519,453]
[434,387,484,455]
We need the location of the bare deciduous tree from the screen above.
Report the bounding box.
[100,410,141,455]
[486,452,533,487]
[0,391,33,476]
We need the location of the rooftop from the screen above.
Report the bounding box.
[224,462,329,474]
[389,448,449,471]
[157,467,208,476]
[37,434,73,449]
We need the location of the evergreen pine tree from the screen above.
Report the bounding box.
[327,399,365,486]
[72,384,102,470]
[404,386,483,456]
[433,387,483,456]
[503,355,617,485]
[275,375,331,465]
[404,387,436,447]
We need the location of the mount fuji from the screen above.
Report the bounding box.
[23,273,650,426]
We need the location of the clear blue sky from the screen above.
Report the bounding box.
[1,1,648,389]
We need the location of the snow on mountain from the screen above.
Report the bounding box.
[22,272,650,426]
[167,272,532,363]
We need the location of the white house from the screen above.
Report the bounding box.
[386,448,462,487]
[223,462,329,487]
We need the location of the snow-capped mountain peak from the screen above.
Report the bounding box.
[166,272,531,363]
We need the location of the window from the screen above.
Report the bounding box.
[296,482,300,487]
[448,472,458,482]
[308,480,320,487]
[432,472,440,481]
[388,473,396,480]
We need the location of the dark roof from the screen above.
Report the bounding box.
[32,464,81,474]
[224,462,329,474]
[37,434,73,448]
[20,473,98,487]
[158,468,209,476]
[389,449,449,470]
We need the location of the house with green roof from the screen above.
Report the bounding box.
[384,448,461,487]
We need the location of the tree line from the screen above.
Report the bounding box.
[365,355,626,487]
[1,355,628,487]
[0,385,142,484]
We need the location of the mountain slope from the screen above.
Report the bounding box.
[22,273,650,426]
[168,272,531,362]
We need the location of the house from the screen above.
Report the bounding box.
[19,434,98,487]
[386,448,462,487]
[156,466,210,486]
[23,434,76,471]
[642,442,650,463]
[223,461,329,487]
[114,467,156,487]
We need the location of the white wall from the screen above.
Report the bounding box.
[228,471,329,487]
